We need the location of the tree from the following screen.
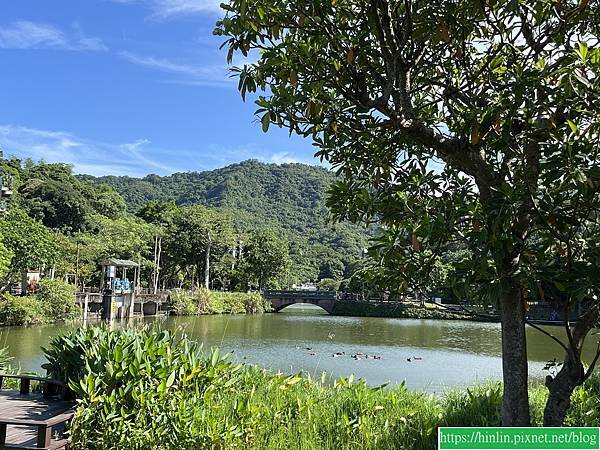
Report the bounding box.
[241,229,290,290]
[137,201,178,292]
[0,208,60,290]
[217,0,600,425]
[18,162,127,231]
[165,206,236,289]
[0,235,13,281]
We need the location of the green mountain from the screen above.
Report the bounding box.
[81,160,369,282]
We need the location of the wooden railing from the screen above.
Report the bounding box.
[0,374,75,449]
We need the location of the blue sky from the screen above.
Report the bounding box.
[0,0,317,177]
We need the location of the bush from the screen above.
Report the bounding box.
[242,292,272,313]
[169,290,197,315]
[45,327,242,450]
[0,293,45,326]
[37,278,79,322]
[564,375,600,426]
[194,287,213,314]
[170,290,271,315]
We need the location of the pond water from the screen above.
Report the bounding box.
[1,305,597,392]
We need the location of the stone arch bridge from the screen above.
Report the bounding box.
[264,290,338,314]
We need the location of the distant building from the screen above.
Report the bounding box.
[292,282,318,291]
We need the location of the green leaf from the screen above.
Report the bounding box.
[211,348,220,367]
[578,42,588,62]
[261,112,270,132]
[166,370,176,389]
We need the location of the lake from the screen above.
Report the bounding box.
[1,305,596,392]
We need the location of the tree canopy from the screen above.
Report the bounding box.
[217,0,600,426]
[84,160,369,285]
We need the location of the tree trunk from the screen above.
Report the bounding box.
[543,302,600,426]
[204,232,212,290]
[152,235,158,294]
[499,282,531,426]
[543,357,583,426]
[154,236,162,295]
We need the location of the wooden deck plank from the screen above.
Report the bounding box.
[0,391,73,450]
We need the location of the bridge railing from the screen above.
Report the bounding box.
[264,290,336,301]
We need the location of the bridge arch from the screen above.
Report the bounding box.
[264,290,337,315]
[272,301,333,314]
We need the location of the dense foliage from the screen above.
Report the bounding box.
[43,327,600,450]
[0,279,79,326]
[83,160,369,284]
[1,155,368,292]
[217,0,600,426]
[170,289,271,315]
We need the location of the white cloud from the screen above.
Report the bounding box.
[0,21,107,51]
[118,50,233,86]
[111,0,222,18]
[0,125,320,178]
[151,0,222,17]
[0,125,176,176]
[267,152,304,165]
[204,143,321,168]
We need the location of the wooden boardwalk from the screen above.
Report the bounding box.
[0,376,74,450]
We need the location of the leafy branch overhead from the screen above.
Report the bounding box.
[216,0,600,426]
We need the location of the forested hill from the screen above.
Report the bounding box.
[81,160,369,281]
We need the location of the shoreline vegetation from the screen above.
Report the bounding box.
[0,283,495,328]
[170,289,272,315]
[31,326,599,450]
[332,300,497,322]
[0,279,80,326]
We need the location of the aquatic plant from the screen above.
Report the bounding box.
[44,327,600,450]
[0,346,12,371]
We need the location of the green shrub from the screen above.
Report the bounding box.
[318,278,341,292]
[37,278,79,322]
[242,292,272,313]
[194,287,213,314]
[0,293,45,326]
[442,383,502,426]
[42,326,95,384]
[45,326,243,450]
[171,290,271,315]
[564,375,600,426]
[169,289,197,315]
